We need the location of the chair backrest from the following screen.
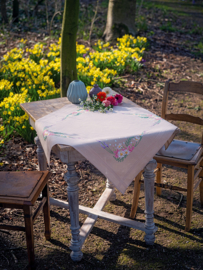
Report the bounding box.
[162,80,203,143]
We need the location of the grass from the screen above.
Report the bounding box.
[144,0,203,17]
[159,21,177,32]
[195,41,203,53]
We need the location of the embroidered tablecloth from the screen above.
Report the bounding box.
[35,100,178,193]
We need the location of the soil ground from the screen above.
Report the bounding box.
[0,1,203,269]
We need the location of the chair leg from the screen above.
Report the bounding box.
[130,171,142,219]
[42,184,51,240]
[199,179,203,208]
[156,163,162,196]
[199,157,203,208]
[185,166,195,232]
[24,206,35,266]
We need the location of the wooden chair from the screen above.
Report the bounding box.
[0,171,51,268]
[130,80,203,231]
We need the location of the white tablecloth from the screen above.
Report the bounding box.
[35,100,178,193]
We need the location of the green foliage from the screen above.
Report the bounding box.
[189,23,203,35]
[136,16,148,32]
[100,0,109,8]
[195,42,203,53]
[160,21,176,32]
[78,4,94,40]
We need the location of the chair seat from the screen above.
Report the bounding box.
[0,171,49,206]
[155,140,203,165]
[0,170,51,267]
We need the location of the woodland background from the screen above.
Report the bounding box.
[0,0,203,269]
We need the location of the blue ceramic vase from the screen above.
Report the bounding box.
[67,80,88,104]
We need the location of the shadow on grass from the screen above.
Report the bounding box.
[0,235,28,270]
[1,206,203,269]
[36,219,203,269]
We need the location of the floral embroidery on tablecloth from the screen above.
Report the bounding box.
[43,125,81,141]
[99,133,144,162]
[121,113,161,126]
[62,108,87,120]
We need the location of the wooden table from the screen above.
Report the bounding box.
[21,97,158,262]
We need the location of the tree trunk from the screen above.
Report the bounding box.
[103,0,136,42]
[13,0,19,23]
[1,0,8,23]
[60,0,79,97]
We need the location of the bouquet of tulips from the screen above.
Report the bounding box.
[79,87,123,113]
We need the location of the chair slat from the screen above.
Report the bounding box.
[139,180,187,192]
[0,224,25,231]
[195,156,203,170]
[33,197,47,223]
[165,113,203,125]
[169,81,203,95]
[194,168,202,182]
[193,177,202,192]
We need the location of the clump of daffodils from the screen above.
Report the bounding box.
[0,34,147,145]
